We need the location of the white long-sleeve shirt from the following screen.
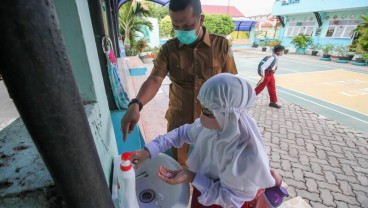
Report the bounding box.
[145,122,260,208]
[260,54,279,76]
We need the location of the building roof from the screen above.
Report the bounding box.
[118,0,169,8]
[202,5,245,17]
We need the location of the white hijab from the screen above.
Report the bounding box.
[187,73,275,194]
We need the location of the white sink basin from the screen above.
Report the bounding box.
[112,153,190,208]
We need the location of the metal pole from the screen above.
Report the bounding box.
[274,18,278,38]
[0,1,114,208]
[112,0,121,57]
[88,0,118,111]
[105,0,119,55]
[226,0,230,15]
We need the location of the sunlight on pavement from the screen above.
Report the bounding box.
[276,69,368,115]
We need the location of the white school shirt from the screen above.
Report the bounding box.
[145,120,275,208]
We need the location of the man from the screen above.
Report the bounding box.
[255,45,284,109]
[121,0,237,167]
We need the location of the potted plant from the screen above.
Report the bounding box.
[252,41,259,48]
[310,43,321,56]
[269,39,282,51]
[353,45,367,63]
[284,47,289,54]
[151,46,160,60]
[321,44,335,58]
[346,44,356,61]
[335,44,349,60]
[261,40,269,52]
[351,15,368,63]
[290,34,313,54]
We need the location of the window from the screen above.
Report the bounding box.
[325,20,362,38]
[285,21,316,37]
[326,26,335,37]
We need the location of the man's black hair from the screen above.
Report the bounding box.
[169,0,202,17]
[273,45,285,53]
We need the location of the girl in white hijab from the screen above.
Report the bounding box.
[131,73,282,208]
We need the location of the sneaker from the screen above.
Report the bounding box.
[269,102,281,109]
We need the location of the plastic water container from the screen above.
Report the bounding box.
[118,37,126,58]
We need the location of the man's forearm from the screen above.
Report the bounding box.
[136,75,163,105]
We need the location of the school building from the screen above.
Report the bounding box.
[272,0,368,48]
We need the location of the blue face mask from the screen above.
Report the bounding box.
[174,20,200,45]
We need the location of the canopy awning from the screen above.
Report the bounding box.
[117,0,170,8]
[233,20,257,31]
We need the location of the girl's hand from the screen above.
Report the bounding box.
[129,149,150,169]
[157,166,196,185]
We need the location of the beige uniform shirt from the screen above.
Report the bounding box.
[151,28,238,130]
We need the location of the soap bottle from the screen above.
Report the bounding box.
[117,152,140,208]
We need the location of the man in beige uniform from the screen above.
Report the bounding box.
[121,0,237,167]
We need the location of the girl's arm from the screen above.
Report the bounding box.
[145,124,194,158]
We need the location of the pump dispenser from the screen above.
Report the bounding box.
[117,152,139,208]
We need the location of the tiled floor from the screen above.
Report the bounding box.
[119,59,170,144]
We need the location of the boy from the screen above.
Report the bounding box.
[255,45,285,109]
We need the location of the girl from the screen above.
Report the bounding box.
[131,73,282,207]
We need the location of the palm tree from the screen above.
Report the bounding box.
[118,0,153,49]
[349,15,368,60]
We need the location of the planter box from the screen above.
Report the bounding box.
[129,67,147,76]
[347,54,354,61]
[320,57,331,61]
[295,48,306,55]
[322,54,331,58]
[311,51,318,56]
[355,58,366,63]
[352,61,367,66]
[336,59,349,64]
[338,56,349,61]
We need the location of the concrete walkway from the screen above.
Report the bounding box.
[127,51,368,207]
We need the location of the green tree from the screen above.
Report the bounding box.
[203,14,234,35]
[159,15,175,38]
[118,0,153,49]
[146,2,169,20]
[290,34,313,49]
[159,14,235,38]
[353,15,368,57]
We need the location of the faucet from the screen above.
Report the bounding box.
[136,171,149,180]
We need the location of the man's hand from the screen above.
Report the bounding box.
[121,104,140,142]
[129,149,150,169]
[157,166,196,185]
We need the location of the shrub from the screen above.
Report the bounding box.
[321,44,335,55]
[290,35,313,48]
[270,40,282,47]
